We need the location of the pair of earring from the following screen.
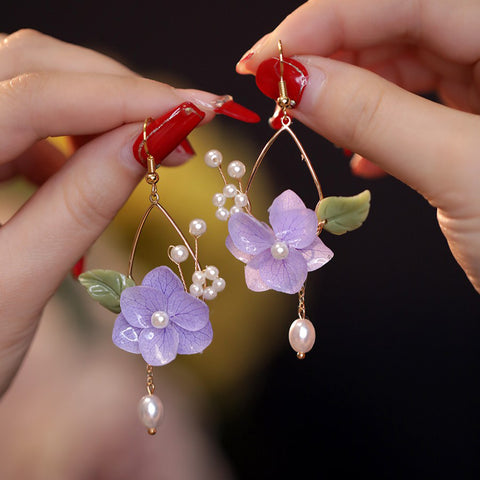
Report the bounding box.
[79,41,371,435]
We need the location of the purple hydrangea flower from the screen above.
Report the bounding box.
[112,266,212,366]
[226,189,333,294]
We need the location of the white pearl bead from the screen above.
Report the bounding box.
[271,241,289,260]
[204,149,223,168]
[215,207,230,221]
[189,218,207,237]
[212,277,226,292]
[189,283,203,297]
[223,184,237,198]
[205,265,219,280]
[138,394,164,429]
[234,193,249,207]
[170,245,189,263]
[288,318,315,354]
[227,160,246,179]
[230,206,242,216]
[212,192,226,207]
[192,270,206,286]
[151,310,169,329]
[203,286,217,300]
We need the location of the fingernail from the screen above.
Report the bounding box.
[72,256,85,279]
[213,96,260,123]
[236,33,271,74]
[350,154,388,179]
[256,56,308,106]
[132,102,204,167]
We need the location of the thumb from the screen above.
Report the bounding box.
[255,55,480,214]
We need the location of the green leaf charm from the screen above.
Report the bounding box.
[316,190,371,235]
[78,270,135,313]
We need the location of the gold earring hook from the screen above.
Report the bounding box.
[277,40,293,112]
[142,117,157,176]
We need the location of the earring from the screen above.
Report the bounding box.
[79,118,224,435]
[204,41,371,359]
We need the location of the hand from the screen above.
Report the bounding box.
[0,29,254,395]
[237,0,480,294]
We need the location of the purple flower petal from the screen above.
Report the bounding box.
[141,266,184,297]
[300,236,334,271]
[228,212,275,255]
[272,207,318,249]
[251,248,308,294]
[176,321,213,354]
[120,286,167,328]
[138,326,179,366]
[244,262,270,292]
[268,189,306,216]
[226,235,254,264]
[112,313,140,354]
[167,291,209,331]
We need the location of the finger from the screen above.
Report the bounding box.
[281,56,479,212]
[0,29,133,80]
[238,0,480,73]
[0,123,145,319]
[0,72,220,162]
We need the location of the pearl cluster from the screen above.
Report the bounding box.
[204,149,249,221]
[189,264,226,301]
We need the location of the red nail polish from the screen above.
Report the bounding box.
[177,138,195,157]
[256,57,308,106]
[214,100,260,123]
[72,256,85,279]
[238,51,254,64]
[132,102,205,167]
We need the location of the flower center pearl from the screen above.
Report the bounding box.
[151,311,169,329]
[271,241,289,260]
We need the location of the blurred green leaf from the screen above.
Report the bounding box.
[78,270,135,313]
[316,190,371,235]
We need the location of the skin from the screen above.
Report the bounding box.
[0,29,224,396]
[237,0,480,296]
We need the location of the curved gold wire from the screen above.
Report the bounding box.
[127,119,201,281]
[244,123,324,202]
[245,40,324,206]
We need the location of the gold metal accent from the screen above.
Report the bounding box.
[147,428,157,435]
[297,352,306,360]
[298,285,306,320]
[146,364,155,395]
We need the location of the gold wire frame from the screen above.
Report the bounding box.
[127,119,201,284]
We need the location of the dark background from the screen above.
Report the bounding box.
[3,1,479,478]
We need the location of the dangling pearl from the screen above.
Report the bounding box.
[192,270,206,286]
[271,241,289,259]
[212,193,226,207]
[205,265,219,280]
[288,318,315,356]
[189,219,207,237]
[170,245,189,263]
[203,286,217,300]
[234,193,249,208]
[138,394,164,431]
[227,160,246,179]
[215,207,230,221]
[151,310,169,329]
[230,206,242,216]
[204,149,223,168]
[189,284,203,297]
[223,184,237,198]
[212,277,226,292]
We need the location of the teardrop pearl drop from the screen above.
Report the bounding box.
[288,318,315,355]
[138,394,164,430]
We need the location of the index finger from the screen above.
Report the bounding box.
[238,0,480,73]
